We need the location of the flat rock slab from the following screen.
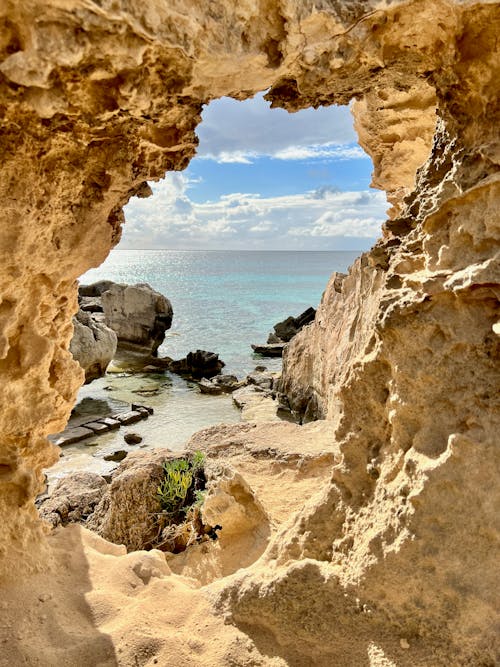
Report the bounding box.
[98,417,121,429]
[52,427,95,446]
[115,410,145,425]
[85,421,111,434]
[49,406,151,446]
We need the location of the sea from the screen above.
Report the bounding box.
[49,250,359,480]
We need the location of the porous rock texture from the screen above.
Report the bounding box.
[0,1,498,666]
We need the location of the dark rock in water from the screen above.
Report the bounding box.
[254,366,267,372]
[38,472,107,527]
[170,349,225,379]
[266,332,282,344]
[273,306,316,342]
[124,432,143,445]
[198,378,223,395]
[98,417,121,430]
[115,410,144,425]
[51,426,95,446]
[104,450,128,462]
[132,404,154,415]
[251,343,285,357]
[85,421,111,434]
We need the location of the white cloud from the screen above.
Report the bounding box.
[196,93,364,164]
[122,174,387,251]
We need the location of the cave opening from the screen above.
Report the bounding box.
[47,92,390,482]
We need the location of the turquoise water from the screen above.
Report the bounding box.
[49,250,359,480]
[83,250,359,375]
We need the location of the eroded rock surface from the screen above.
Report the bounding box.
[0,1,498,665]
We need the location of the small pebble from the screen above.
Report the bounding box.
[400,638,410,649]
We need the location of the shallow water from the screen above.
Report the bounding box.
[48,250,359,480]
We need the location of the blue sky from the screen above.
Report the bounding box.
[121,93,387,250]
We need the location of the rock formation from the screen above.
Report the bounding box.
[101,282,173,354]
[69,309,117,382]
[0,1,498,666]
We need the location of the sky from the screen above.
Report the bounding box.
[121,93,388,251]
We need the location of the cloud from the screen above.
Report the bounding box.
[196,93,364,164]
[122,175,387,251]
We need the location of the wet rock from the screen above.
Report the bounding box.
[170,350,225,379]
[85,421,110,434]
[124,432,143,445]
[251,343,285,357]
[98,417,121,430]
[38,472,107,527]
[198,378,223,395]
[211,374,243,392]
[70,309,117,383]
[272,307,316,343]
[115,410,145,425]
[103,450,128,462]
[51,426,95,446]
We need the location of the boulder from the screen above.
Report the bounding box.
[272,306,316,343]
[38,472,107,528]
[211,374,243,392]
[88,449,176,551]
[251,343,285,357]
[198,378,223,395]
[78,280,116,297]
[101,282,173,355]
[124,432,143,445]
[70,309,117,382]
[246,370,275,391]
[169,350,225,379]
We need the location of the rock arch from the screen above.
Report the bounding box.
[0,1,498,664]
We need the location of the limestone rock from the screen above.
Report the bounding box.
[38,472,107,528]
[0,0,498,665]
[88,449,174,551]
[101,283,173,355]
[69,310,117,383]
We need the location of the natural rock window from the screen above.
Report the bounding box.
[0,2,498,666]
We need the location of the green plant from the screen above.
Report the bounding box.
[191,450,205,472]
[156,452,206,516]
[156,458,193,514]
